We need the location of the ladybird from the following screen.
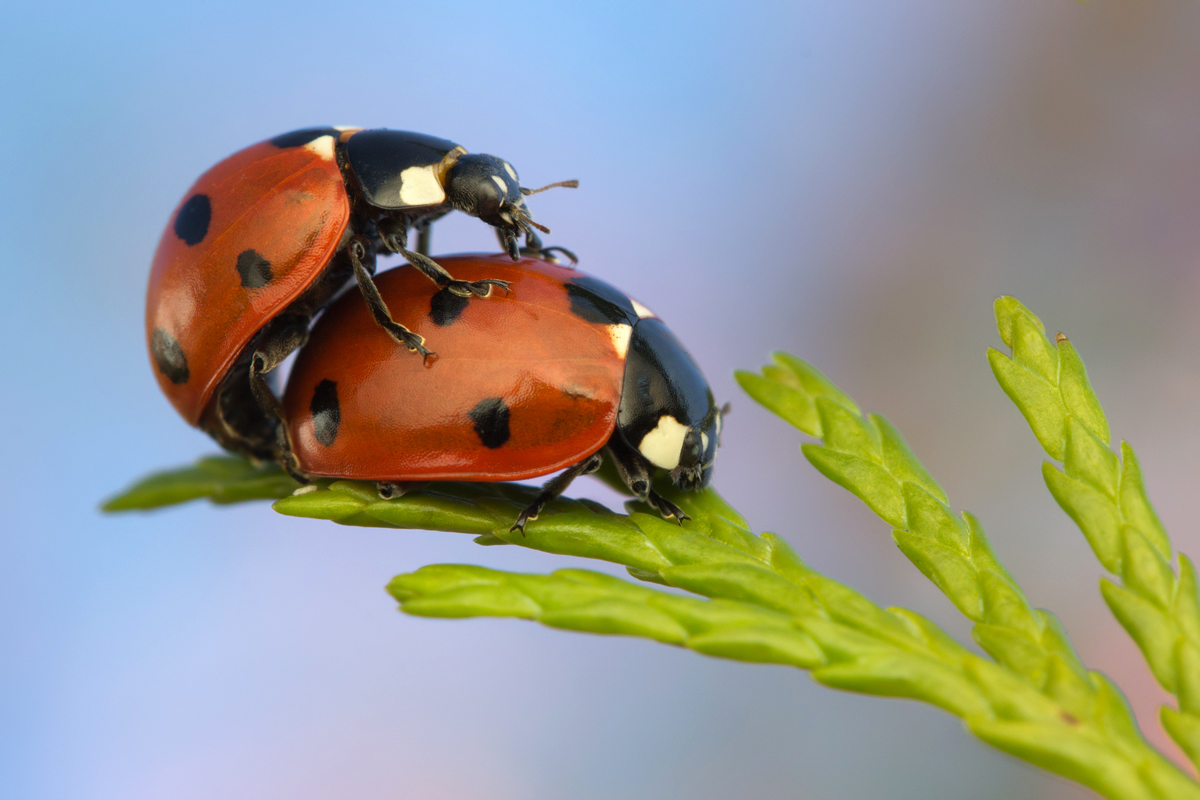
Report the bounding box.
[282,255,724,532]
[146,127,576,461]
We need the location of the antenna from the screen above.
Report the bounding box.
[520,179,579,196]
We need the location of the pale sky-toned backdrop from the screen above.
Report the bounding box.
[4,2,1200,798]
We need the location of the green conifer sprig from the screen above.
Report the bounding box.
[988,296,1200,769]
[735,355,1084,691]
[379,490,1197,800]
[101,455,300,511]
[390,564,826,667]
[102,297,1200,798]
[735,354,1200,797]
[108,469,1198,795]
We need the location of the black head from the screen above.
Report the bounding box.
[616,318,723,492]
[445,153,526,227]
[445,154,577,258]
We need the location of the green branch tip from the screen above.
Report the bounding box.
[101,455,299,511]
[989,296,1200,773]
[740,328,1197,797]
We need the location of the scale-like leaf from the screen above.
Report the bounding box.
[102,456,299,510]
[990,296,1200,770]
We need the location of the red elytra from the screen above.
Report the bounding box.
[144,134,354,425]
[283,255,631,481]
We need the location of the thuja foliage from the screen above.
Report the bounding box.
[988,298,1200,771]
[106,298,1200,800]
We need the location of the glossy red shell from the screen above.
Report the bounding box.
[283,256,630,481]
[145,137,350,424]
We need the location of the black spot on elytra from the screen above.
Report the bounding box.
[270,127,341,148]
[236,249,273,288]
[151,327,189,385]
[565,276,637,325]
[174,194,211,246]
[468,397,510,449]
[429,287,470,326]
[310,380,340,446]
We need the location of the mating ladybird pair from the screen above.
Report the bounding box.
[145,127,721,531]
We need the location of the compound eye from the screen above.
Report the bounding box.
[472,176,504,217]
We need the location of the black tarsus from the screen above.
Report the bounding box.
[348,235,434,361]
[511,453,604,535]
[377,218,510,298]
[605,435,691,524]
[494,227,579,266]
[646,491,689,524]
[246,314,311,477]
[496,226,521,260]
[248,314,309,427]
[531,245,578,265]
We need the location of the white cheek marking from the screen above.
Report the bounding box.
[491,175,508,195]
[303,135,336,161]
[630,298,656,319]
[607,324,632,359]
[503,162,518,182]
[398,165,446,206]
[638,416,688,470]
[701,432,709,451]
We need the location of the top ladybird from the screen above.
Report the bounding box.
[145,126,577,462]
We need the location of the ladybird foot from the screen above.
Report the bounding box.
[446,279,511,299]
[647,491,689,525]
[523,245,578,266]
[510,508,537,536]
[381,323,433,360]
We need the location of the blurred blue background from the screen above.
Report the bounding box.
[4,1,1200,797]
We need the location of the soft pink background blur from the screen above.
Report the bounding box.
[4,2,1200,798]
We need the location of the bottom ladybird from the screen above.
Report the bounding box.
[282,254,724,532]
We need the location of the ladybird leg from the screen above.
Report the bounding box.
[210,380,278,464]
[379,216,511,298]
[645,491,688,524]
[348,237,434,360]
[524,245,579,266]
[274,424,311,484]
[400,241,512,299]
[246,314,311,469]
[495,226,521,260]
[415,222,433,257]
[511,452,604,535]
[604,437,654,500]
[508,226,579,266]
[604,438,691,524]
[523,228,544,254]
[248,314,309,425]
